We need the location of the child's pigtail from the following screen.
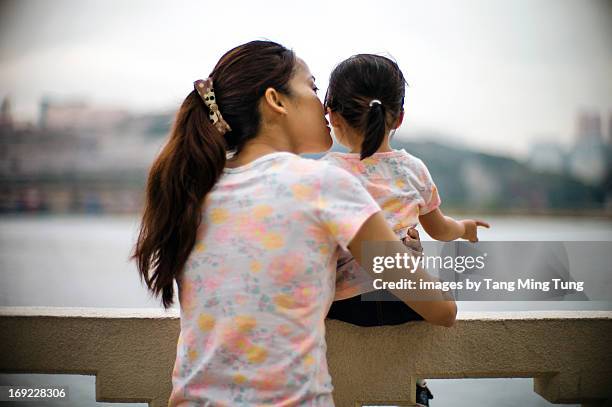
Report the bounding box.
[361,100,387,160]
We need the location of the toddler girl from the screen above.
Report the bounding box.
[323,54,489,406]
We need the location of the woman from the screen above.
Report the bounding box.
[131,40,456,407]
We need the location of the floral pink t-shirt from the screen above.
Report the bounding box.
[168,152,380,407]
[321,149,441,300]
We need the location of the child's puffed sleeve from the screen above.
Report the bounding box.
[316,163,381,251]
[416,158,442,215]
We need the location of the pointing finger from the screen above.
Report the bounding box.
[476,220,490,228]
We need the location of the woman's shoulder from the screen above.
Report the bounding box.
[254,153,353,185]
[293,154,357,180]
[265,154,368,208]
[282,153,333,172]
[221,152,356,184]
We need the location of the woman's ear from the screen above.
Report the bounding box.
[262,87,287,115]
[393,109,405,130]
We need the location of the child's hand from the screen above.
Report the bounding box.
[401,227,423,253]
[460,219,490,242]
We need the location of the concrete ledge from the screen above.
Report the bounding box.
[1,307,611,407]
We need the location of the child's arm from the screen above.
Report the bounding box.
[419,208,490,242]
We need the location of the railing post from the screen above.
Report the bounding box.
[1,308,610,406]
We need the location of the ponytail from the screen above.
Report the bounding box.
[361,102,387,160]
[131,91,226,309]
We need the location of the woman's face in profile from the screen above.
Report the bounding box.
[284,57,333,154]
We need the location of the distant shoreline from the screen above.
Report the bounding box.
[445,208,612,219]
[1,208,611,219]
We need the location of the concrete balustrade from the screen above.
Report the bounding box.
[1,307,610,407]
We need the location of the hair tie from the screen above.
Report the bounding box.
[194,78,232,135]
[369,99,382,108]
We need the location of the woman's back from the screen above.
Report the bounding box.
[169,152,380,406]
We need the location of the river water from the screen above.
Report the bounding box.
[1,214,611,406]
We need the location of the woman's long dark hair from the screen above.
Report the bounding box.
[324,54,407,160]
[131,40,296,308]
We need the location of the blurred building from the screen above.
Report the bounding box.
[39,97,130,131]
[567,111,607,185]
[0,97,13,128]
[1,98,172,214]
[608,112,612,145]
[460,160,501,206]
[575,111,603,144]
[527,139,565,174]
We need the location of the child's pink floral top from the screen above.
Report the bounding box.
[168,152,380,407]
[322,149,441,300]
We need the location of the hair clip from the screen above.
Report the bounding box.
[369,99,382,107]
[194,78,232,135]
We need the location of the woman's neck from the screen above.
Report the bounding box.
[225,131,294,168]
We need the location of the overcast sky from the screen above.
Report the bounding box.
[1,0,611,157]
